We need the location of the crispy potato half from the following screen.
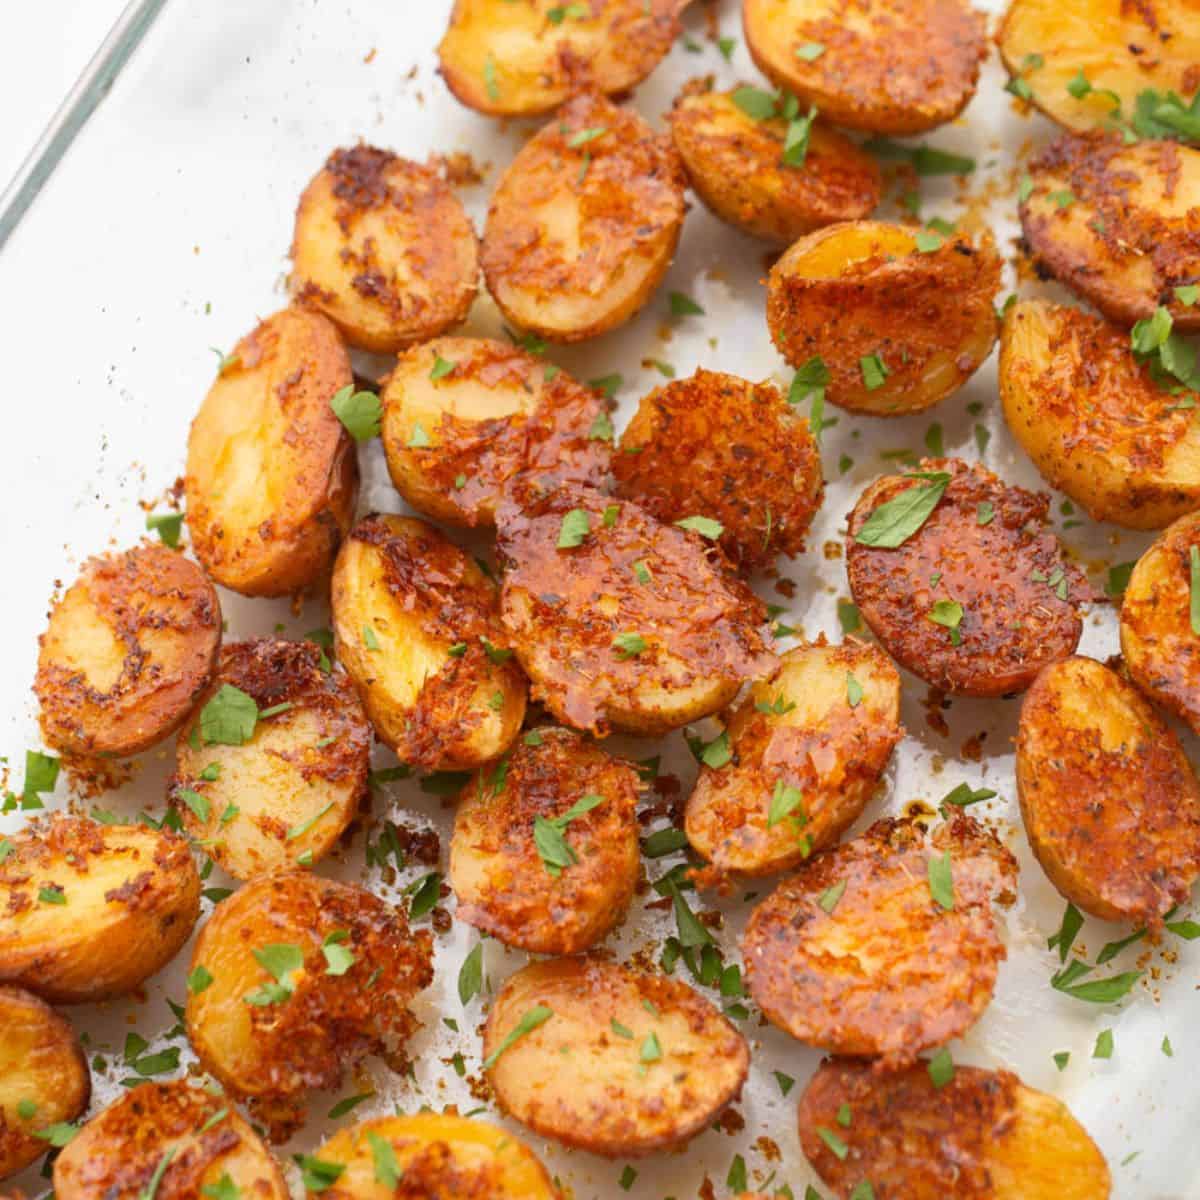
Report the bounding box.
[54,1081,287,1200]
[481,93,687,342]
[185,306,358,596]
[846,458,1090,696]
[172,638,371,880]
[743,816,1017,1062]
[743,0,987,134]
[766,220,1001,415]
[0,986,89,1180]
[686,640,902,878]
[291,145,478,353]
[380,337,612,528]
[0,816,200,1004]
[331,513,527,770]
[612,369,824,571]
[496,484,778,735]
[483,957,749,1157]
[798,1058,1111,1199]
[35,542,220,757]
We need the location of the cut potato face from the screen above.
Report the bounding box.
[612,369,824,571]
[331,513,527,770]
[481,93,687,342]
[686,640,902,878]
[767,221,1001,415]
[496,484,778,736]
[846,457,1090,697]
[291,146,478,352]
[380,336,612,528]
[0,816,200,1004]
[172,638,371,880]
[743,816,1017,1062]
[185,306,359,596]
[483,957,749,1157]
[35,542,221,757]
[798,1058,1111,1199]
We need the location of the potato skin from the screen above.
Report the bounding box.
[185,307,359,596]
[612,369,824,571]
[483,957,749,1157]
[35,542,221,757]
[0,816,200,1004]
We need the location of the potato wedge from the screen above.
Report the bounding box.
[0,816,200,1003]
[496,484,778,735]
[798,1058,1111,1199]
[331,513,527,770]
[0,987,89,1181]
[185,872,433,1138]
[1017,655,1200,924]
[742,816,1017,1062]
[483,956,749,1157]
[291,146,478,353]
[766,221,1001,415]
[846,457,1090,696]
[380,337,612,528]
[481,93,687,342]
[686,640,902,878]
[172,638,371,880]
[743,0,988,134]
[612,369,824,571]
[35,543,221,757]
[185,307,358,596]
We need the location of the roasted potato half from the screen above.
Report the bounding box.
[742,0,988,134]
[185,306,358,596]
[686,640,902,878]
[743,816,1017,1063]
[380,337,612,528]
[766,221,1001,415]
[291,145,478,353]
[496,484,778,736]
[331,513,526,770]
[846,458,1090,696]
[35,542,221,757]
[0,986,89,1180]
[483,957,749,1157]
[612,369,824,571]
[0,816,200,1004]
[481,93,687,342]
[798,1058,1111,1199]
[172,638,371,880]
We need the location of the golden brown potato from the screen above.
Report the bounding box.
[35,542,221,757]
[667,84,881,244]
[185,872,433,1139]
[172,638,371,880]
[185,307,358,596]
[686,640,902,878]
[0,816,200,1004]
[742,816,1017,1064]
[1000,299,1200,529]
[846,458,1090,697]
[612,369,824,571]
[798,1058,1111,1199]
[331,513,527,770]
[481,93,687,342]
[766,221,1001,415]
[291,146,478,353]
[483,957,749,1157]
[53,1081,288,1200]
[496,484,778,736]
[380,337,612,528]
[743,0,988,134]
[0,987,89,1181]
